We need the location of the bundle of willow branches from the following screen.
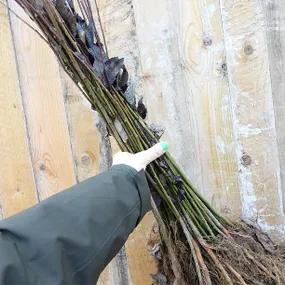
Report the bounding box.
[12,0,285,283]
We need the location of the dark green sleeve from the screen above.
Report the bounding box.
[0,164,151,285]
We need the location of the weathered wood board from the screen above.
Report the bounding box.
[220,0,285,238]
[8,1,76,200]
[0,0,285,284]
[131,0,241,218]
[261,0,285,224]
[0,1,37,217]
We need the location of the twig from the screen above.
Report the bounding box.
[0,0,49,44]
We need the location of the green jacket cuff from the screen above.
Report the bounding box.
[110,164,151,223]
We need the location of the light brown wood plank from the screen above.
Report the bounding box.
[8,1,76,200]
[62,74,102,182]
[131,0,241,219]
[261,0,285,215]
[0,1,37,217]
[220,0,285,239]
[175,0,240,216]
[127,213,157,285]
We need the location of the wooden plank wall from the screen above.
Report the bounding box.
[1,0,285,284]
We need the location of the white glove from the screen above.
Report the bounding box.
[112,142,169,172]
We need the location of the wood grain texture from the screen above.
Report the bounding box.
[8,1,76,200]
[132,0,194,178]
[62,74,102,182]
[126,213,157,285]
[174,0,240,216]
[0,1,38,217]
[131,0,241,218]
[260,0,285,214]
[220,0,285,239]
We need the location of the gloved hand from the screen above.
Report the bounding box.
[112,142,169,171]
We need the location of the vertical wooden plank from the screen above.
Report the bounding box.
[62,75,102,182]
[8,1,76,200]
[260,0,285,213]
[220,0,285,238]
[131,0,241,218]
[95,1,158,284]
[132,0,201,184]
[126,213,157,285]
[176,0,241,216]
[0,1,37,217]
